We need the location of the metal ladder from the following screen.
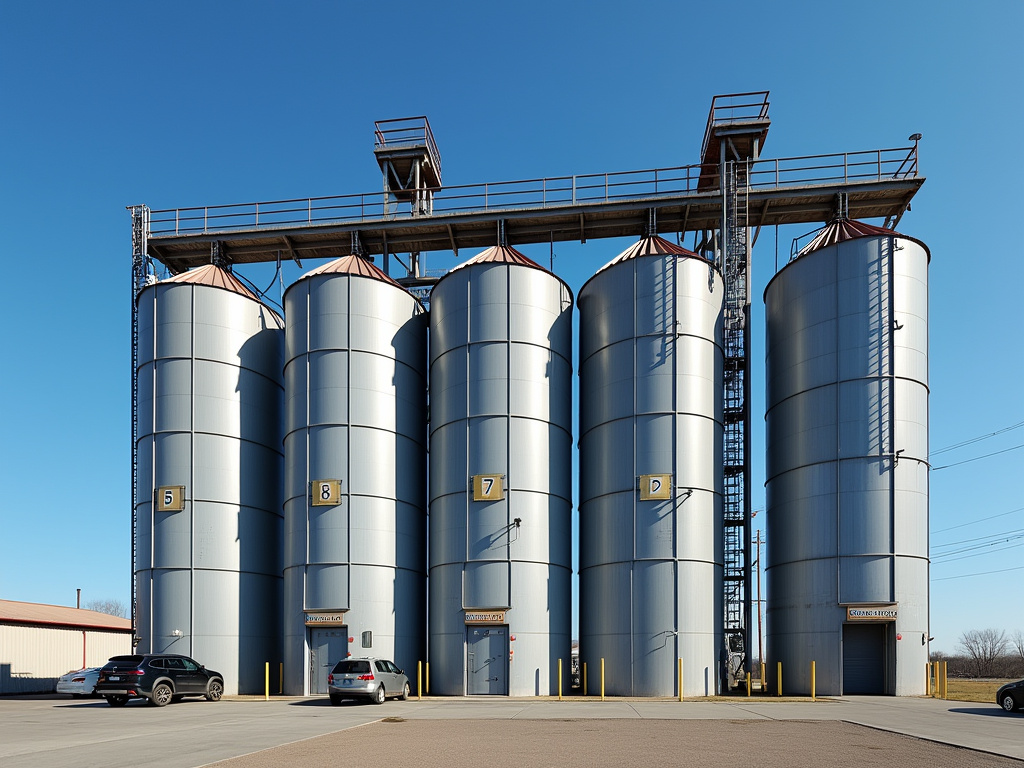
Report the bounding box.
[721,161,749,668]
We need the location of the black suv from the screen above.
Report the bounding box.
[95,654,224,707]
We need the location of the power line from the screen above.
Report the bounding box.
[931,419,1024,456]
[931,527,1024,553]
[932,539,1024,564]
[931,442,1024,471]
[932,565,1024,582]
[931,506,1024,535]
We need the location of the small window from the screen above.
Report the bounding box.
[181,659,198,671]
[165,658,186,671]
[149,658,166,669]
[375,661,387,673]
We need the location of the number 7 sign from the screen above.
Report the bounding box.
[472,474,504,502]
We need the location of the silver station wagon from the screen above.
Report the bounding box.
[327,657,410,705]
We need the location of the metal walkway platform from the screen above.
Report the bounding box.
[141,149,922,272]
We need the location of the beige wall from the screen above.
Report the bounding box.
[1,623,132,694]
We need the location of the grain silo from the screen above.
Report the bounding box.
[764,218,929,696]
[282,255,427,697]
[578,235,724,697]
[428,245,573,696]
[135,264,284,695]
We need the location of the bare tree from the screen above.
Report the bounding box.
[957,628,1008,677]
[85,599,128,618]
[1013,630,1024,662]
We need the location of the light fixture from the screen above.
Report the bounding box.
[908,133,922,142]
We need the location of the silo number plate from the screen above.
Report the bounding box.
[639,474,672,500]
[473,474,504,501]
[156,486,186,512]
[312,480,342,506]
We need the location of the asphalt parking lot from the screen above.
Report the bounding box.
[1,695,1020,768]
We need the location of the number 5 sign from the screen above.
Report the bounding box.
[156,486,186,512]
[639,474,672,500]
[311,479,341,506]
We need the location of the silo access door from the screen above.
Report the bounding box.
[467,626,508,695]
[310,627,349,694]
[842,623,887,694]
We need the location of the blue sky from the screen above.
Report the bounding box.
[1,1,1021,656]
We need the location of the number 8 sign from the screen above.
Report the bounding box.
[311,479,341,506]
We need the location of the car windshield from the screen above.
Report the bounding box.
[332,660,371,674]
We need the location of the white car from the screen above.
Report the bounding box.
[56,667,101,698]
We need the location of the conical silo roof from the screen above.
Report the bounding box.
[797,218,899,257]
[449,244,548,273]
[301,254,407,289]
[595,235,700,275]
[163,263,260,300]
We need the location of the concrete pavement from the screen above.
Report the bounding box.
[0,694,1019,768]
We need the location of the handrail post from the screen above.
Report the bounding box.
[255,202,259,228]
[204,207,208,233]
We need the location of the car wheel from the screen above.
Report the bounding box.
[330,694,342,706]
[400,682,410,701]
[373,685,385,705]
[106,695,129,707]
[151,683,173,707]
[205,679,224,702]
[1001,694,1018,713]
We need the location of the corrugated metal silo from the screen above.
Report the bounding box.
[282,255,427,696]
[578,236,724,696]
[429,245,573,696]
[764,219,929,696]
[135,264,284,695]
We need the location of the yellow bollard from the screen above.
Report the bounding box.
[811,661,816,700]
[942,661,948,699]
[601,658,605,701]
[426,662,430,695]
[279,662,283,695]
[925,662,930,696]
[558,658,563,701]
[265,662,269,701]
[417,660,423,700]
[777,661,783,697]
[761,661,766,693]
[678,658,683,702]
[746,672,751,697]
[583,662,588,696]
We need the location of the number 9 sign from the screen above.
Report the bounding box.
[639,474,672,500]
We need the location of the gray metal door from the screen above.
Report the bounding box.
[842,623,886,695]
[467,626,508,695]
[310,628,348,694]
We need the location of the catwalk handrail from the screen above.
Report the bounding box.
[148,145,919,236]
